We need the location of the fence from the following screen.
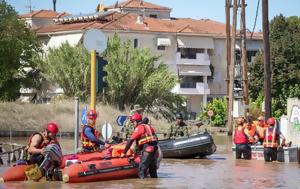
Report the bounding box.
[0,143,26,165]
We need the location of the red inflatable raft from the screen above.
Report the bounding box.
[62,156,140,183]
[0,143,134,183]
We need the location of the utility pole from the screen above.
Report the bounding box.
[225,0,231,133]
[240,0,249,117]
[228,0,238,135]
[262,0,271,118]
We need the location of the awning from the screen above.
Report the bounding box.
[157,38,171,46]
[47,33,83,49]
[178,65,211,76]
[177,36,214,49]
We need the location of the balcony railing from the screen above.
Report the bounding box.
[176,52,210,66]
[172,82,210,95]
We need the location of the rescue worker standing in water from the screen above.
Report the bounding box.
[263,117,286,162]
[254,116,268,144]
[122,113,158,179]
[81,110,105,152]
[244,117,259,145]
[26,122,60,165]
[233,117,253,159]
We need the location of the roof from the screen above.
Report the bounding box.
[106,0,171,10]
[35,12,262,39]
[20,10,69,19]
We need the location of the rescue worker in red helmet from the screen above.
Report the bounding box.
[81,109,105,152]
[233,117,252,159]
[26,122,60,165]
[263,117,286,162]
[122,113,158,179]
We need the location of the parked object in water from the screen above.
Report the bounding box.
[159,132,216,158]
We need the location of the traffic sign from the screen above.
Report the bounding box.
[116,115,128,127]
[81,106,87,125]
[207,110,214,117]
[83,29,107,53]
[102,122,112,141]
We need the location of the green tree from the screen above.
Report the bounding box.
[0,0,41,100]
[249,14,300,116]
[35,43,90,99]
[103,34,183,117]
[199,98,227,126]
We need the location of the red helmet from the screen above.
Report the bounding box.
[87,110,97,120]
[131,113,142,122]
[46,122,59,135]
[267,117,276,125]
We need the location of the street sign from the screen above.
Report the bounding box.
[102,122,112,141]
[81,106,87,125]
[116,115,128,127]
[207,110,214,117]
[83,29,107,53]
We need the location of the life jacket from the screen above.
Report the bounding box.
[137,124,158,148]
[263,126,278,148]
[25,132,49,160]
[254,121,267,139]
[81,125,100,150]
[244,124,257,143]
[234,126,248,144]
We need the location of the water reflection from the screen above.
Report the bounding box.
[1,134,300,189]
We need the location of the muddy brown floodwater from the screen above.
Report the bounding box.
[0,134,299,189]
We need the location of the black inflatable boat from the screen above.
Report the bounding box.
[158,132,216,158]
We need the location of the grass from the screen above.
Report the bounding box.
[0,100,171,134]
[0,100,221,137]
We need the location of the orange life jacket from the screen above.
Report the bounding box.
[263,126,278,148]
[244,124,257,143]
[81,125,100,150]
[137,124,158,147]
[254,121,267,139]
[234,126,248,144]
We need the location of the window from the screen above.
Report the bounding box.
[149,14,157,18]
[180,76,203,88]
[247,50,258,62]
[157,45,165,50]
[134,38,138,48]
[179,48,205,59]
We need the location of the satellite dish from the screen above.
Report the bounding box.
[83,29,107,53]
[101,122,112,141]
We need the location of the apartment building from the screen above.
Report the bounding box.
[20,0,263,114]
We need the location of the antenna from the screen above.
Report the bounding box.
[53,0,57,12]
[25,0,32,13]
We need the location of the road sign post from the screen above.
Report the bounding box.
[207,110,214,133]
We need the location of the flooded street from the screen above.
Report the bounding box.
[1,134,300,189]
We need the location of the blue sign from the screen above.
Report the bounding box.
[116,115,128,127]
[81,107,87,125]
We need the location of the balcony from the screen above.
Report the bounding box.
[176,52,210,66]
[172,82,210,95]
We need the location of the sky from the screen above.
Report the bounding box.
[6,0,300,31]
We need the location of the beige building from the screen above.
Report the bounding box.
[20,0,263,115]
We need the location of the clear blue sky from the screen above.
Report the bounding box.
[6,0,300,31]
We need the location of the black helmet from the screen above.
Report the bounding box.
[175,113,183,120]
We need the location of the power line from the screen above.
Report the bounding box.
[251,0,260,38]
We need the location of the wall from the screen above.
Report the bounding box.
[286,98,300,147]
